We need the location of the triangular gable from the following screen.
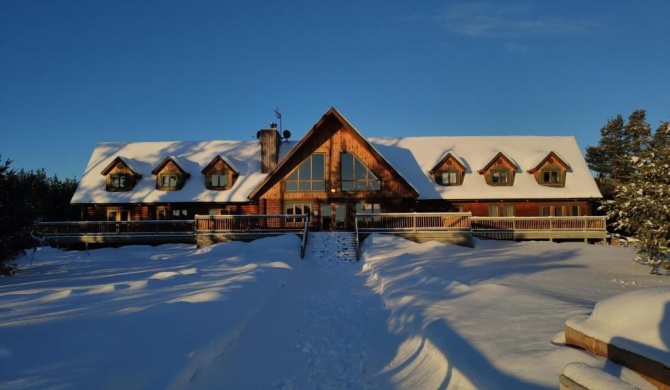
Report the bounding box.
[201,155,240,176]
[428,151,467,174]
[248,107,419,200]
[477,152,519,174]
[151,156,191,178]
[527,151,571,173]
[100,156,142,178]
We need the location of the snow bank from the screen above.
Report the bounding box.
[566,286,670,367]
[561,362,638,390]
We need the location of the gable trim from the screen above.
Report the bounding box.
[248,107,419,200]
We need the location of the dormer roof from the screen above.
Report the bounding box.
[429,151,467,174]
[151,156,192,178]
[201,155,240,175]
[527,151,571,173]
[477,152,519,174]
[100,156,142,178]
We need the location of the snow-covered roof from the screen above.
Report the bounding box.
[370,136,602,200]
[72,134,601,204]
[71,140,296,204]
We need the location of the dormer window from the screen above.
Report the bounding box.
[430,152,466,187]
[110,174,130,189]
[528,152,570,188]
[101,156,142,192]
[152,156,190,191]
[541,169,561,184]
[491,169,510,185]
[211,173,229,188]
[160,173,179,189]
[202,156,238,191]
[478,152,518,187]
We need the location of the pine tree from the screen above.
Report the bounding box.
[585,115,627,200]
[604,121,670,272]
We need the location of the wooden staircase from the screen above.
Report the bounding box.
[306,232,357,261]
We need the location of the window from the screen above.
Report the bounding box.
[209,208,231,216]
[341,153,380,191]
[355,203,381,214]
[157,209,167,220]
[490,169,510,185]
[489,204,514,217]
[489,205,500,217]
[570,204,580,216]
[541,169,561,185]
[160,174,179,189]
[107,210,129,221]
[110,174,129,189]
[173,209,188,219]
[541,205,565,217]
[285,202,312,223]
[438,170,460,186]
[286,154,325,192]
[211,173,229,189]
[503,205,515,217]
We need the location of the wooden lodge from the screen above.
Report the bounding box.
[54,107,604,247]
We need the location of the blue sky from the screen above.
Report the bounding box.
[1,0,669,180]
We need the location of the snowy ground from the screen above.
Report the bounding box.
[1,234,668,389]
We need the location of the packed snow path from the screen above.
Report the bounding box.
[180,234,400,389]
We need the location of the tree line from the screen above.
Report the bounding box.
[0,156,78,274]
[586,110,670,272]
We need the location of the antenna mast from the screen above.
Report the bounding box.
[273,107,282,133]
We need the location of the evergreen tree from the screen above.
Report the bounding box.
[0,156,79,274]
[604,121,670,272]
[585,115,627,200]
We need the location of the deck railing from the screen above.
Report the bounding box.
[471,216,607,232]
[355,212,472,232]
[194,214,308,233]
[38,220,196,236]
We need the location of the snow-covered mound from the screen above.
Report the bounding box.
[566,286,670,367]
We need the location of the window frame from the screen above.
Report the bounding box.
[340,152,381,192]
[110,174,130,189]
[284,201,312,224]
[490,169,511,186]
[540,169,562,186]
[437,170,461,186]
[159,173,180,190]
[285,154,326,192]
[209,172,230,189]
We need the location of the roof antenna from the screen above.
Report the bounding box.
[274,107,291,142]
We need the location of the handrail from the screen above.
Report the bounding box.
[354,215,360,261]
[300,214,309,259]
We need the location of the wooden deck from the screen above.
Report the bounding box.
[38,213,607,260]
[38,215,310,256]
[354,213,607,247]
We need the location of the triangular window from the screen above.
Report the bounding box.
[285,154,325,192]
[341,153,380,191]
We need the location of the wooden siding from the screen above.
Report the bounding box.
[80,203,259,221]
[259,114,416,201]
[415,200,593,217]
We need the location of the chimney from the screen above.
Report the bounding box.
[260,123,280,173]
